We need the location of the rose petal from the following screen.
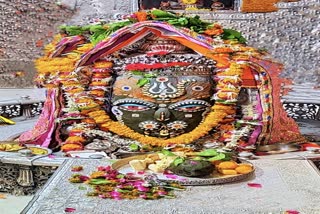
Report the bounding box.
[285,210,300,214]
[247,183,262,188]
[133,180,143,187]
[136,185,149,192]
[64,207,76,213]
[113,196,122,200]
[158,191,167,196]
[48,154,55,159]
[137,171,145,175]
[98,194,106,199]
[189,161,198,165]
[139,194,147,199]
[126,172,135,176]
[110,191,121,197]
[165,174,178,179]
[163,170,173,175]
[79,175,89,182]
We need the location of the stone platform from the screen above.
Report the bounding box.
[21,159,320,214]
[0,87,319,196]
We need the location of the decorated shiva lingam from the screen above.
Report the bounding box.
[19,10,306,158]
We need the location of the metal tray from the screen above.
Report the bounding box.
[112,155,255,186]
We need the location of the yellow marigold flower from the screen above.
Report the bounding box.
[90,171,105,179]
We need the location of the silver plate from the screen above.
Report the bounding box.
[112,155,255,186]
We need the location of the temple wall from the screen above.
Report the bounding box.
[0,0,74,88]
[0,0,319,88]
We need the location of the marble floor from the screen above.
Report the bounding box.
[0,194,32,214]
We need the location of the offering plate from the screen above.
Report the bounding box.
[0,142,51,156]
[112,155,255,186]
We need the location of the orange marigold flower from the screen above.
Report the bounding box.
[65,136,86,144]
[204,24,223,36]
[61,143,83,152]
[88,110,106,118]
[93,61,113,68]
[90,171,106,179]
[135,11,148,22]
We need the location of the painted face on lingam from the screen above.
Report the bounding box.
[111,37,216,138]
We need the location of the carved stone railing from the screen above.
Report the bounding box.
[281,84,320,121]
[0,88,46,119]
[0,163,57,195]
[0,153,64,195]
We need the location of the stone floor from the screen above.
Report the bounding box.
[0,195,32,214]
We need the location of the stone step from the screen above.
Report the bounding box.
[282,84,320,104]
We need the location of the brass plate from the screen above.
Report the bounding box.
[0,141,25,152]
[25,146,52,155]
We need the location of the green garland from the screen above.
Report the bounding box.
[59,9,246,45]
